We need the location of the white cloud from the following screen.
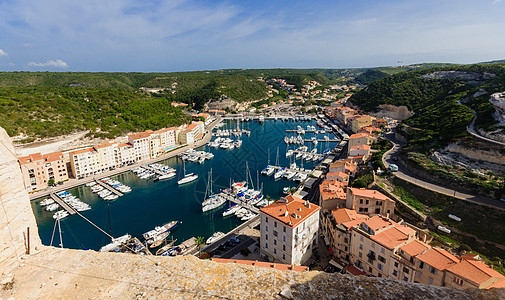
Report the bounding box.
[0,49,8,56]
[22,43,33,48]
[27,59,68,68]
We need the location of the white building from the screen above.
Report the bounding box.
[259,195,320,265]
[128,131,152,162]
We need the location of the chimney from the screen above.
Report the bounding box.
[305,201,311,208]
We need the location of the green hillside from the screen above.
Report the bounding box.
[350,63,505,150]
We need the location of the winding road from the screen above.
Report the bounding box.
[382,127,505,211]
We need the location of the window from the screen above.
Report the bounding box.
[378,255,386,263]
[392,270,398,276]
[283,245,286,251]
[453,277,463,286]
[365,200,369,205]
[274,221,277,228]
[359,199,363,204]
[274,239,277,246]
[403,267,409,274]
[360,236,363,241]
[265,225,268,232]
[368,267,372,273]
[417,272,422,278]
[428,277,434,285]
[381,248,385,254]
[403,276,408,282]
[378,263,383,271]
[265,243,268,249]
[266,217,268,223]
[266,234,268,241]
[371,242,375,248]
[419,261,425,269]
[378,273,382,278]
[283,235,286,242]
[283,253,286,260]
[273,230,278,237]
[376,201,381,205]
[359,244,363,250]
[274,248,277,254]
[429,266,437,275]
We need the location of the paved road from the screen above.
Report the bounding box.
[382,128,505,211]
[29,117,222,200]
[466,106,505,146]
[219,235,257,259]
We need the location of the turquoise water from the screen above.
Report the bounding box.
[31,119,339,251]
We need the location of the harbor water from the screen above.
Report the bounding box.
[31,119,339,251]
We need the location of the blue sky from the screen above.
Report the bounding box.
[0,0,504,71]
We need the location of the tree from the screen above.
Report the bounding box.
[195,236,205,258]
[48,178,55,186]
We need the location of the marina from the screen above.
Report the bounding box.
[94,179,124,197]
[49,193,77,215]
[31,117,340,252]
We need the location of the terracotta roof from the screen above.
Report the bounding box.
[488,278,505,289]
[186,123,198,130]
[118,143,132,148]
[416,248,459,271]
[128,131,152,140]
[360,215,395,233]
[70,147,95,155]
[399,240,430,257]
[350,144,371,150]
[319,180,347,201]
[371,225,414,250]
[326,172,349,180]
[447,259,504,286]
[331,208,368,224]
[154,128,175,134]
[345,265,366,276]
[349,133,370,139]
[44,151,65,162]
[94,141,116,149]
[259,195,320,228]
[211,258,308,272]
[18,153,43,164]
[349,188,393,202]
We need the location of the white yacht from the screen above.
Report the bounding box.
[223,204,241,217]
[206,232,225,244]
[53,210,69,220]
[178,161,198,185]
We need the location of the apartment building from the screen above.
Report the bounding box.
[334,107,357,125]
[349,115,374,133]
[322,208,505,289]
[18,152,69,191]
[319,179,347,211]
[346,188,395,217]
[70,147,100,178]
[348,144,371,159]
[179,122,204,145]
[149,127,177,157]
[128,131,152,162]
[347,133,376,154]
[259,195,320,265]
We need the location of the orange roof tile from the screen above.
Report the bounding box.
[448,259,504,285]
[331,208,368,224]
[488,278,505,289]
[346,264,366,276]
[349,133,370,139]
[70,147,95,155]
[259,195,320,228]
[128,131,152,140]
[416,248,459,271]
[118,143,132,148]
[44,151,65,162]
[349,188,393,202]
[186,123,198,130]
[371,226,414,250]
[319,180,347,201]
[18,152,43,164]
[360,215,396,233]
[211,258,308,272]
[350,144,371,150]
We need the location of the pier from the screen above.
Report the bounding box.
[302,139,340,143]
[141,165,165,176]
[268,165,313,175]
[285,129,330,133]
[49,193,77,215]
[94,180,124,197]
[217,192,260,214]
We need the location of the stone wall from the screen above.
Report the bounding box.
[0,127,41,273]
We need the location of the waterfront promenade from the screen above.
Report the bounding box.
[29,117,222,200]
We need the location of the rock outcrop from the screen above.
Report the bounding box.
[490,92,505,125]
[0,127,41,274]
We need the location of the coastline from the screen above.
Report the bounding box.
[29,116,222,200]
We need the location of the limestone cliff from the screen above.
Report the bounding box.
[0,127,41,273]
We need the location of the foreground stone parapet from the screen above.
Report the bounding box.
[1,248,503,299]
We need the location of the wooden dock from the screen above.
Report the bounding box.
[218,193,260,214]
[49,193,77,215]
[142,165,164,176]
[94,180,124,197]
